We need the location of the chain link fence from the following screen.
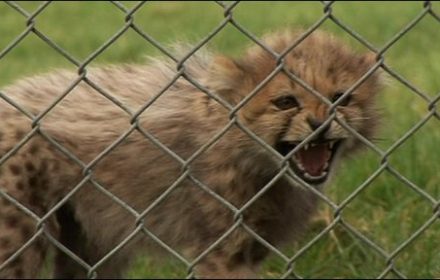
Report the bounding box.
[0,1,439,278]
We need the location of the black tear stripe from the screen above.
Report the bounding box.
[278,116,292,141]
[275,115,294,149]
[272,116,295,176]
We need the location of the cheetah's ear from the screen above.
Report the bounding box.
[205,56,251,105]
[360,52,378,69]
[360,52,387,92]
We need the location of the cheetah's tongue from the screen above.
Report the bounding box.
[296,144,331,176]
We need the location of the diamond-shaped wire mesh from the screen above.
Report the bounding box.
[0,1,439,278]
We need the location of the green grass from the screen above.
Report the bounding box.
[1,1,439,278]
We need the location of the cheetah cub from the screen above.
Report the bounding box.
[0,30,383,278]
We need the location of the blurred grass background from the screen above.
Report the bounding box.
[1,1,439,278]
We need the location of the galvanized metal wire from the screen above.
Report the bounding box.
[0,1,438,278]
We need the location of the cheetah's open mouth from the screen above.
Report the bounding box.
[275,140,342,185]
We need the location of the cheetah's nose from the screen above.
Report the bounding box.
[306,116,330,138]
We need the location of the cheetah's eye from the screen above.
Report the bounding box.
[332,91,351,106]
[272,95,299,110]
